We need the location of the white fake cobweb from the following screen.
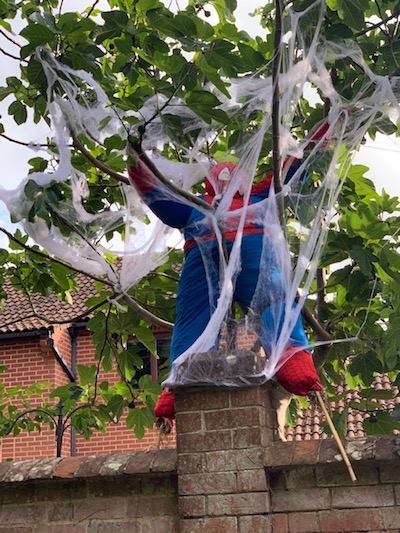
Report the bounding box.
[0,0,399,389]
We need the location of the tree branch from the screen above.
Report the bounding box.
[122,293,173,330]
[0,227,114,287]
[272,0,284,227]
[355,11,400,37]
[0,29,22,47]
[0,132,56,148]
[0,47,27,62]
[129,143,213,212]
[71,130,130,185]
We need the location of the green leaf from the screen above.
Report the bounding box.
[186,90,229,124]
[337,0,365,30]
[0,86,14,101]
[126,406,155,439]
[26,58,48,95]
[391,405,400,422]
[50,384,85,401]
[134,325,156,355]
[363,411,400,435]
[348,351,382,386]
[20,24,57,58]
[106,394,125,419]
[77,365,97,387]
[8,100,27,125]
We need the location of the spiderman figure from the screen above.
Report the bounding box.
[128,125,327,421]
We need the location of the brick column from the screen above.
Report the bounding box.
[175,383,278,533]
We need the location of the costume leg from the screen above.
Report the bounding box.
[170,246,219,364]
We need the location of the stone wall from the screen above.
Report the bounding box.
[0,383,399,532]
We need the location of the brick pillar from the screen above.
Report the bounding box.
[175,383,278,533]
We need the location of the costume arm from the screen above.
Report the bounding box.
[128,158,192,229]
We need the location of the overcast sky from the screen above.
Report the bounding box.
[0,1,399,247]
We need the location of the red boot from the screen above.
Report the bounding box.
[275,349,323,396]
[155,389,175,420]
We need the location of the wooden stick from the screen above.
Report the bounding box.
[315,390,357,482]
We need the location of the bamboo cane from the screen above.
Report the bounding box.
[315,390,357,482]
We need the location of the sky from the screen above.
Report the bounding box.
[0,1,399,247]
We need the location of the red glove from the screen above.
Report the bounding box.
[275,349,323,396]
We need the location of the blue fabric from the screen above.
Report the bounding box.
[170,234,308,363]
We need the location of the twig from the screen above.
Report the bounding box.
[0,29,22,47]
[272,0,284,227]
[86,0,100,18]
[315,390,357,482]
[355,11,400,37]
[0,47,27,62]
[0,133,56,148]
[71,130,130,185]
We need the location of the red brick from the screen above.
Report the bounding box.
[380,463,400,483]
[207,492,270,516]
[271,488,330,512]
[179,495,206,517]
[316,463,378,487]
[270,513,288,532]
[395,484,400,504]
[292,440,320,465]
[236,469,268,492]
[332,485,395,508]
[127,495,178,518]
[73,499,128,521]
[233,426,263,448]
[175,390,230,412]
[319,508,381,532]
[140,516,180,533]
[318,439,343,463]
[381,505,400,529]
[179,517,237,533]
[176,412,203,433]
[265,442,294,467]
[230,386,269,408]
[177,430,232,453]
[0,504,46,524]
[287,511,319,532]
[204,407,262,431]
[178,453,208,475]
[238,515,272,532]
[179,472,237,495]
[285,466,316,489]
[375,436,399,460]
[0,528,34,533]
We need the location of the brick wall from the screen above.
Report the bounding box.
[0,450,179,533]
[0,331,175,461]
[0,384,399,532]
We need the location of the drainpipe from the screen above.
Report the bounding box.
[68,325,78,457]
[45,331,75,383]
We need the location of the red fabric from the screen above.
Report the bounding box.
[275,349,323,396]
[128,157,158,193]
[154,389,175,420]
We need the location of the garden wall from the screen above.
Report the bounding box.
[0,383,398,532]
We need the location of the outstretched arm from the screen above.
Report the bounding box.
[128,156,193,229]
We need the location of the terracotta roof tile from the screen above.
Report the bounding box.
[0,274,97,334]
[285,375,400,441]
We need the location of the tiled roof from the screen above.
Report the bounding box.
[0,274,97,334]
[285,375,400,441]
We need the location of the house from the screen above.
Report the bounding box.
[0,274,175,461]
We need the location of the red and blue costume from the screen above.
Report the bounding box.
[128,126,328,418]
